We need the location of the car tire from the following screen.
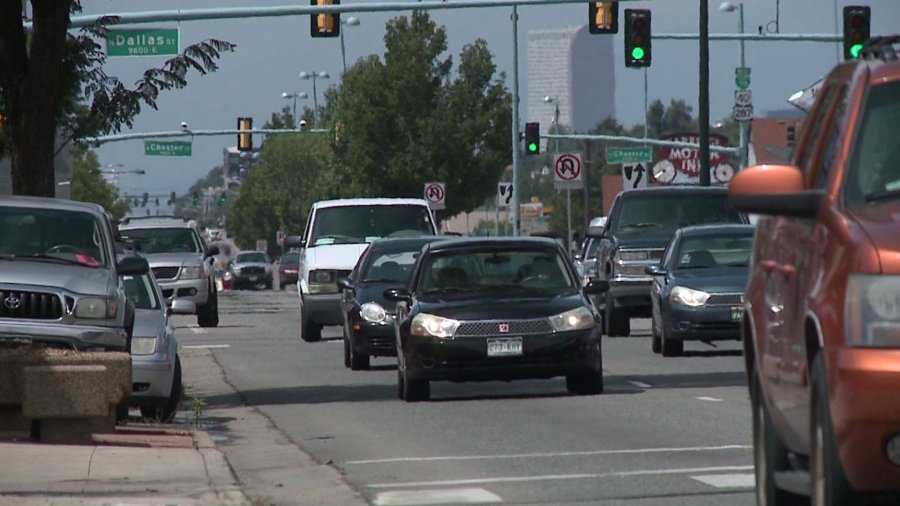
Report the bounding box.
[566,371,604,395]
[350,346,370,371]
[605,292,630,337]
[343,337,352,368]
[300,304,322,342]
[400,368,429,402]
[141,355,182,423]
[811,354,858,506]
[751,369,804,506]
[197,288,219,328]
[661,326,683,357]
[265,279,273,290]
[651,312,662,354]
[396,370,405,399]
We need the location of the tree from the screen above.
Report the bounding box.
[69,146,130,220]
[0,2,235,197]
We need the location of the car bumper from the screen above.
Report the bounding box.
[609,278,653,308]
[830,347,900,491]
[403,329,602,382]
[663,304,742,341]
[349,319,396,356]
[0,321,128,351]
[233,273,272,285]
[302,293,343,325]
[129,355,176,406]
[159,279,209,308]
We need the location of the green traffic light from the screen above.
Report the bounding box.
[528,142,538,152]
[850,43,863,59]
[631,46,645,60]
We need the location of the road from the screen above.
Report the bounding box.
[175,287,755,506]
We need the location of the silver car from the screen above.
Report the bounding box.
[230,250,273,290]
[122,269,194,421]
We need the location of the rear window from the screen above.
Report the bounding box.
[237,252,267,263]
[613,192,744,235]
[122,227,201,254]
[311,205,436,245]
[843,81,900,207]
[675,233,754,270]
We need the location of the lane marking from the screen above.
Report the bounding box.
[691,473,756,489]
[628,380,653,389]
[346,445,751,465]
[373,488,502,505]
[188,326,208,334]
[696,396,724,402]
[369,465,754,489]
[182,344,231,349]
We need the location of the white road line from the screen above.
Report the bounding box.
[373,488,502,505]
[628,380,653,389]
[691,473,756,489]
[369,465,754,489]
[346,444,751,465]
[181,344,231,349]
[188,326,208,334]
[696,396,724,402]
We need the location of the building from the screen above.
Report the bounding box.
[527,25,615,134]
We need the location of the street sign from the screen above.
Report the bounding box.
[734,89,752,107]
[732,105,754,122]
[107,28,179,57]
[144,140,192,156]
[735,67,751,90]
[424,182,446,210]
[276,230,285,246]
[622,162,649,190]
[554,153,583,190]
[606,146,653,164]
[497,182,514,209]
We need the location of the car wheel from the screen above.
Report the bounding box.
[300,304,322,342]
[565,371,604,395]
[115,402,129,424]
[343,337,352,368]
[350,346,370,371]
[811,355,857,506]
[397,370,405,399]
[751,369,803,506]
[651,312,662,354]
[265,279,273,290]
[197,288,219,328]
[605,292,630,337]
[400,368,429,402]
[661,326,683,357]
[140,356,183,423]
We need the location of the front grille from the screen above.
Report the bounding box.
[707,293,743,306]
[241,266,264,275]
[152,266,180,280]
[456,319,553,337]
[366,336,394,349]
[0,289,64,320]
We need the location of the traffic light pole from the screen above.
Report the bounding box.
[699,0,710,186]
[510,5,520,236]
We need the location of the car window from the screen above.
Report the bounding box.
[123,227,201,254]
[0,207,107,267]
[419,248,574,293]
[282,252,300,264]
[675,233,754,270]
[843,81,900,207]
[311,205,435,245]
[237,252,268,263]
[122,273,160,310]
[794,83,840,174]
[613,193,744,234]
[363,249,421,283]
[812,84,850,189]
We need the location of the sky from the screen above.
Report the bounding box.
[76,0,900,199]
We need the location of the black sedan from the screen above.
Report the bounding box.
[386,237,608,402]
[645,224,755,357]
[337,237,442,370]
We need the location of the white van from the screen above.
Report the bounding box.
[285,198,438,342]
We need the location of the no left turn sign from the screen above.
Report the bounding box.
[424,182,446,210]
[554,152,583,190]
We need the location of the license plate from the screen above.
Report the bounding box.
[249,275,258,282]
[487,337,523,357]
[731,306,742,322]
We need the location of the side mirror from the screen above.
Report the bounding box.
[285,235,305,249]
[117,256,149,276]
[336,277,354,290]
[168,298,197,315]
[728,164,823,218]
[645,264,667,276]
[582,279,609,295]
[383,287,411,303]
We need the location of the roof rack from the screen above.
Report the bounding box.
[860,35,899,61]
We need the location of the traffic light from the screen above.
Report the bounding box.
[624,9,652,68]
[842,6,870,60]
[218,192,227,206]
[524,122,540,155]
[311,0,340,38]
[237,117,253,152]
[589,2,619,34]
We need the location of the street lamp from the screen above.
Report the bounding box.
[281,91,308,127]
[340,16,361,73]
[720,1,750,169]
[299,70,330,127]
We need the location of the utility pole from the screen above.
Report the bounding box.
[510,6,521,236]
[699,0,711,186]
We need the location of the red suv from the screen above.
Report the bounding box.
[729,38,900,505]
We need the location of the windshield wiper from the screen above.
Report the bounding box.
[864,187,900,203]
[622,222,662,229]
[363,278,403,283]
[423,287,466,295]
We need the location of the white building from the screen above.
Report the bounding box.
[527,25,615,134]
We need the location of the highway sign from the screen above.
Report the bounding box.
[732,105,754,122]
[107,28,179,57]
[734,89,752,107]
[735,67,751,90]
[554,153,583,190]
[497,182,514,209]
[607,146,653,164]
[622,162,649,190]
[424,182,446,210]
[144,140,192,156]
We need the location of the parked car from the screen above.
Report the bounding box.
[574,216,607,280]
[119,216,220,327]
[386,237,608,402]
[230,250,273,290]
[121,268,194,421]
[645,224,755,356]
[285,198,438,342]
[0,196,147,351]
[729,38,900,504]
[594,186,748,337]
[278,251,300,289]
[337,237,442,370]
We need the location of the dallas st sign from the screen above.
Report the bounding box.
[107,28,180,57]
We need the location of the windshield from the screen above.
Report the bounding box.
[0,207,107,267]
[122,273,161,310]
[123,227,201,254]
[613,193,744,235]
[281,252,300,265]
[418,247,574,294]
[311,205,435,246]
[237,252,268,263]
[674,233,754,270]
[844,81,900,207]
[362,249,421,283]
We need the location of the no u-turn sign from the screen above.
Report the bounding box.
[424,182,446,210]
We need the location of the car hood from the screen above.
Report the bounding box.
[132,308,165,339]
[849,202,900,272]
[0,261,113,295]
[416,292,587,320]
[306,243,370,270]
[670,269,748,293]
[142,252,202,267]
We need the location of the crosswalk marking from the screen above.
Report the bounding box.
[374,488,502,505]
[691,473,756,489]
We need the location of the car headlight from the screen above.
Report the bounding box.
[308,269,339,293]
[75,297,116,319]
[670,286,710,307]
[180,266,204,279]
[549,306,596,332]
[310,270,335,283]
[618,251,650,261]
[411,313,460,339]
[846,274,900,347]
[130,337,158,355]
[360,302,387,323]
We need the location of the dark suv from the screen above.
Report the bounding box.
[594,186,747,337]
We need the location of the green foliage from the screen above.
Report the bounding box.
[69,146,130,220]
